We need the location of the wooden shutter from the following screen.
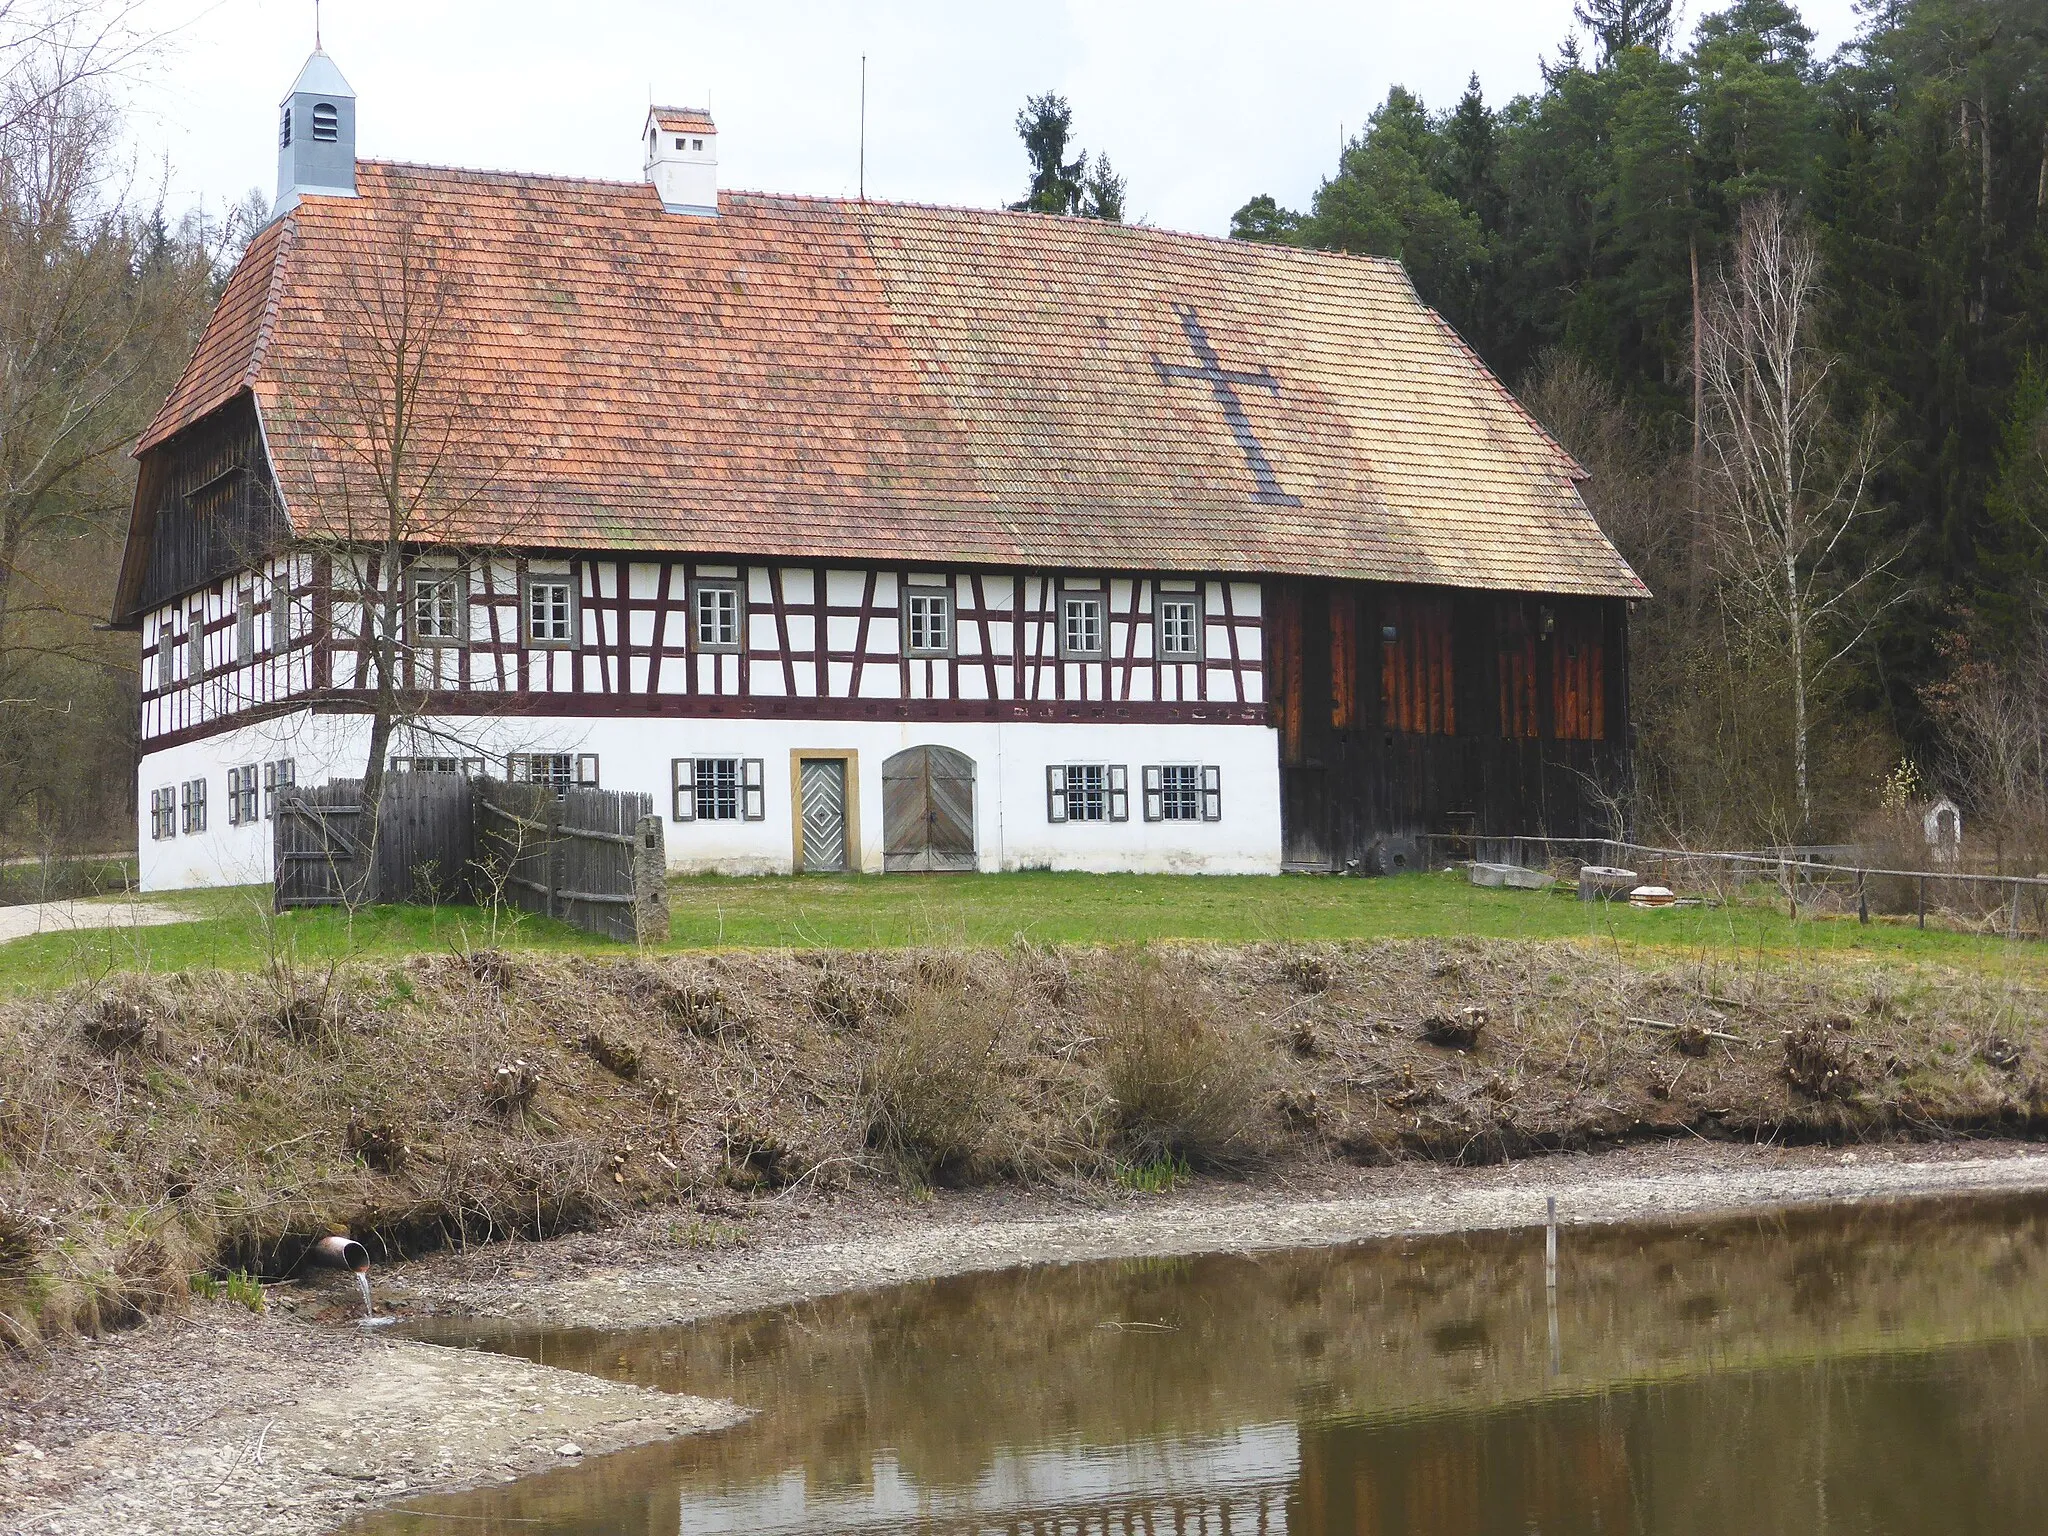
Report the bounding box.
[1108,765,1129,822]
[1380,592,1455,735]
[1142,765,1164,822]
[1328,587,1358,730]
[1498,603,1540,739]
[742,758,766,821]
[671,758,695,821]
[575,753,600,787]
[1045,765,1067,823]
[1201,765,1222,822]
[1551,605,1607,741]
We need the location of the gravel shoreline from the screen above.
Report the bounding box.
[7,1139,2048,1535]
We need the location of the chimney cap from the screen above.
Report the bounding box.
[282,48,355,105]
[649,105,715,135]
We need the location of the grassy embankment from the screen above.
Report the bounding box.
[0,902,2044,1348]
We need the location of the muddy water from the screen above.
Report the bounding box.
[360,1194,2048,1534]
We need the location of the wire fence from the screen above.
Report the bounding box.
[1418,833,2048,942]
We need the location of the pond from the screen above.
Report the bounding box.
[358,1193,2048,1534]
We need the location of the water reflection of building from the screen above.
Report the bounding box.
[1295,1402,1632,1535]
[676,1422,1299,1534]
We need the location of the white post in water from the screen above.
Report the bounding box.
[1545,1196,1558,1291]
[1545,1195,1560,1376]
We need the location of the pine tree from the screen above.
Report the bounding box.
[1575,0,1677,63]
[1011,93,1086,215]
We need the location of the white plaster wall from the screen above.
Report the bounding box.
[138,711,1283,890]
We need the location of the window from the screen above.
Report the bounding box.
[1045,764,1127,823]
[262,759,296,819]
[279,105,292,149]
[236,589,255,664]
[508,753,600,795]
[311,101,339,141]
[692,138,704,151]
[150,786,176,841]
[188,609,204,679]
[904,590,952,656]
[391,756,484,776]
[180,777,207,834]
[1156,596,1202,660]
[227,765,260,826]
[524,577,576,646]
[409,571,465,644]
[693,581,741,651]
[1060,589,1105,658]
[675,136,686,149]
[1144,764,1222,822]
[672,757,765,821]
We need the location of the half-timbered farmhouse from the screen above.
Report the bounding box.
[117,50,1646,891]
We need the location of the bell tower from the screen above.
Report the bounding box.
[275,49,358,216]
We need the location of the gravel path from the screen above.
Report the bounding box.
[7,1140,2048,1535]
[0,901,197,946]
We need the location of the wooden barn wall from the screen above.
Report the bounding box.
[135,398,293,616]
[1268,578,1631,869]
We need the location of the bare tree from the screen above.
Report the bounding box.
[1698,194,1895,835]
[301,199,523,899]
[0,6,217,844]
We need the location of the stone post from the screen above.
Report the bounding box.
[632,814,669,945]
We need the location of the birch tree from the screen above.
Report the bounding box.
[1699,193,1892,834]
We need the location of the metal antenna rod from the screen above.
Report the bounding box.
[859,54,867,202]
[314,0,322,50]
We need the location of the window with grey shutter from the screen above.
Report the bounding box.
[1142,765,1163,821]
[180,778,207,834]
[575,754,600,788]
[1201,765,1222,821]
[691,581,742,652]
[671,758,695,821]
[742,758,766,820]
[1107,764,1129,822]
[1156,596,1202,660]
[263,758,295,819]
[1045,764,1068,823]
[409,571,466,644]
[236,590,255,663]
[188,609,204,679]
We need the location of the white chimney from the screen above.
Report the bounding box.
[644,106,718,216]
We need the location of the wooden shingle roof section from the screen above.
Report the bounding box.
[138,162,1646,600]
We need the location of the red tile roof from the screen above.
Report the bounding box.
[650,107,715,134]
[137,162,1645,599]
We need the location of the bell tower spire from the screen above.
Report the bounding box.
[274,41,357,217]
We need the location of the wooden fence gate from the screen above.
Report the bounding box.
[473,781,655,943]
[274,773,473,908]
[275,775,663,942]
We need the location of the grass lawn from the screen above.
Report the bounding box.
[0,870,2040,993]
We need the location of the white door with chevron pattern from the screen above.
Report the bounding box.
[797,757,849,873]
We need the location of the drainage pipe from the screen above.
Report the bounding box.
[309,1234,369,1272]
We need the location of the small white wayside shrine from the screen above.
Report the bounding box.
[1923,797,1962,866]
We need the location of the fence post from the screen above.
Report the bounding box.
[1917,875,1926,930]
[2010,881,2022,942]
[633,814,669,946]
[1857,869,1869,925]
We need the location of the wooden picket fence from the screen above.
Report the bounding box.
[274,774,662,943]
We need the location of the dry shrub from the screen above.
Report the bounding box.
[863,977,1013,1180]
[466,948,514,990]
[1783,1023,1856,1099]
[813,971,866,1031]
[721,1117,807,1189]
[78,979,168,1055]
[1092,957,1266,1168]
[1281,953,1331,994]
[582,1030,642,1080]
[486,1058,542,1116]
[346,1114,411,1173]
[0,1205,40,1288]
[1423,1006,1488,1051]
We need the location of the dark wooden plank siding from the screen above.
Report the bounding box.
[133,397,291,616]
[1274,578,1633,869]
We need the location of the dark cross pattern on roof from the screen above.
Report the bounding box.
[1150,304,1302,507]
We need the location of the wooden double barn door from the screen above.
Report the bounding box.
[883,746,977,872]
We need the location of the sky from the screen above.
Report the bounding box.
[127,0,1871,239]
